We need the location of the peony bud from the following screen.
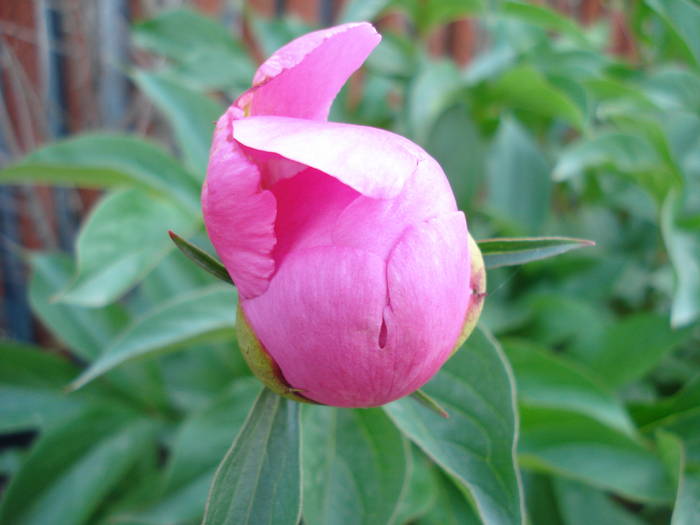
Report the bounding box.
[202,22,485,407]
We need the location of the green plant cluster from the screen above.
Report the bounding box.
[1,1,699,524]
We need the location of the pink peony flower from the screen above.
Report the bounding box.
[202,22,485,407]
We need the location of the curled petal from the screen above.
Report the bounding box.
[233,116,417,199]
[202,109,276,299]
[237,22,380,120]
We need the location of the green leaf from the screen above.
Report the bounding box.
[501,1,588,45]
[489,66,584,129]
[646,0,700,67]
[519,406,674,503]
[70,285,237,389]
[384,327,524,525]
[0,134,199,211]
[248,15,313,59]
[393,448,439,524]
[521,473,565,525]
[396,0,484,35]
[27,253,169,411]
[138,242,219,305]
[0,341,84,432]
[27,253,129,361]
[582,313,692,388]
[631,376,700,430]
[0,405,156,525]
[657,431,700,525]
[340,0,392,23]
[302,406,409,525]
[408,60,461,144]
[426,104,485,208]
[414,471,481,525]
[553,131,661,182]
[133,71,223,174]
[202,388,301,525]
[662,190,700,327]
[478,237,595,269]
[503,339,635,435]
[133,9,253,93]
[164,379,260,492]
[487,118,551,234]
[120,380,261,525]
[169,230,233,285]
[553,478,647,525]
[643,68,700,112]
[132,8,241,59]
[59,189,196,307]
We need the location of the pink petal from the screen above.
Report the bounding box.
[241,246,389,407]
[236,22,380,120]
[380,212,472,400]
[202,108,276,299]
[269,168,359,269]
[233,116,417,199]
[332,154,458,259]
[240,213,471,407]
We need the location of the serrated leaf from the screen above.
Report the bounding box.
[202,388,301,525]
[478,237,594,269]
[302,406,409,525]
[384,327,524,525]
[70,285,237,389]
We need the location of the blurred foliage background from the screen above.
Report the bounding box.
[1,0,700,524]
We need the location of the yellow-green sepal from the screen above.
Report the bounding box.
[452,233,487,355]
[235,304,317,404]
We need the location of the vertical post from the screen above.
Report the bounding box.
[98,0,130,129]
[319,0,334,26]
[37,0,77,253]
[0,68,33,342]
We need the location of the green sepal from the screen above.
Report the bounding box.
[169,230,234,285]
[235,304,317,404]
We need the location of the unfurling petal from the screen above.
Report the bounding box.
[236,22,380,120]
[233,116,417,199]
[202,108,276,299]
